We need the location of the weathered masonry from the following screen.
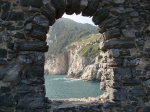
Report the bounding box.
[0,0,150,112]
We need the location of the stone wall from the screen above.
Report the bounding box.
[0,0,149,112]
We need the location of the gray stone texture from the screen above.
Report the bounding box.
[109,68,133,81]
[108,88,127,101]
[129,87,146,97]
[18,94,45,108]
[0,49,7,58]
[0,93,15,106]
[100,39,135,50]
[0,0,149,111]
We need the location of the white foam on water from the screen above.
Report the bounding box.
[51,78,66,81]
[64,78,81,83]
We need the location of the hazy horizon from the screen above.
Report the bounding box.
[62,13,95,26]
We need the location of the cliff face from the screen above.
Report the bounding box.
[66,43,91,78]
[44,18,99,79]
[44,52,68,75]
[45,18,97,59]
[67,57,101,81]
[81,64,102,81]
[45,34,102,81]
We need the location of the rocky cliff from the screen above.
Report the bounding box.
[66,43,86,78]
[45,34,102,81]
[45,18,97,59]
[44,52,68,75]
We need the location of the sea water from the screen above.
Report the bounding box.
[45,75,103,99]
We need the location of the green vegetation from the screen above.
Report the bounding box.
[98,55,103,61]
[79,43,99,58]
[77,34,100,58]
[45,18,97,59]
[78,34,100,43]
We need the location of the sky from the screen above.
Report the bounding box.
[62,13,95,26]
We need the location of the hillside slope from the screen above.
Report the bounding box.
[45,34,103,81]
[45,18,97,59]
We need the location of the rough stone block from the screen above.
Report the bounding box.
[17,55,33,64]
[130,87,146,97]
[6,25,15,30]
[123,80,141,86]
[140,77,149,81]
[2,2,11,12]
[0,107,15,112]
[0,21,12,26]
[145,48,150,58]
[106,80,123,89]
[100,39,135,51]
[98,21,107,33]
[132,18,140,23]
[31,26,47,41]
[0,49,7,58]
[1,12,25,21]
[130,11,139,17]
[112,0,126,4]
[18,94,45,108]
[65,0,80,15]
[82,0,99,16]
[0,87,11,93]
[76,0,89,14]
[2,63,23,83]
[145,48,150,54]
[123,105,134,112]
[102,101,120,108]
[30,52,45,65]
[107,58,123,67]
[136,70,147,76]
[92,8,109,25]
[109,68,132,81]
[141,106,150,112]
[51,0,66,19]
[120,50,131,56]
[108,49,120,58]
[0,35,3,43]
[13,32,25,39]
[145,65,150,70]
[143,80,150,88]
[20,0,43,8]
[40,4,56,26]
[110,7,125,15]
[105,17,120,29]
[33,15,49,28]
[18,41,48,52]
[145,25,150,33]
[129,95,138,101]
[23,6,40,13]
[0,58,7,65]
[30,65,44,77]
[122,29,136,38]
[0,63,17,79]
[24,22,33,31]
[0,93,15,106]
[123,59,138,67]
[21,77,44,85]
[15,85,45,94]
[143,0,150,3]
[128,0,140,3]
[108,88,127,101]
[104,28,121,40]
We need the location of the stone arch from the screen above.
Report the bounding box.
[0,0,150,111]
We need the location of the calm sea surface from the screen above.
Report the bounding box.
[45,75,103,99]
